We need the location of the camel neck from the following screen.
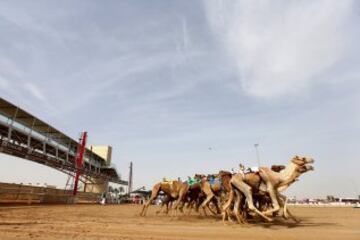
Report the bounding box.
[276,162,297,190]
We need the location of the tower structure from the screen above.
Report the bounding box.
[128,162,133,194]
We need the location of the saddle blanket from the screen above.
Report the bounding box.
[187,178,200,186]
[208,178,221,185]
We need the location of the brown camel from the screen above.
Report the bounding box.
[140,180,183,216]
[172,177,202,216]
[174,174,222,216]
[155,194,177,215]
[216,170,247,224]
[197,174,223,216]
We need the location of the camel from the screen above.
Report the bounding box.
[228,173,273,222]
[140,180,183,216]
[258,155,314,216]
[216,170,247,224]
[197,174,223,216]
[172,177,202,216]
[155,194,177,215]
[174,173,224,217]
[225,155,314,223]
[173,174,220,216]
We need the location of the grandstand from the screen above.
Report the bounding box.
[0,97,127,202]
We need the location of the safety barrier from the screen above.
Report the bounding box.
[0,182,101,204]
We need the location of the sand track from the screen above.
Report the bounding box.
[0,204,359,240]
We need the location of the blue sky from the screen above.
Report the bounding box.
[0,0,359,198]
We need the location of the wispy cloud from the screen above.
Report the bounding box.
[0,75,9,89]
[23,82,46,101]
[204,0,357,98]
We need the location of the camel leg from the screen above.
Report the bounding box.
[276,194,288,219]
[283,196,288,218]
[231,180,273,222]
[140,185,160,216]
[277,194,300,223]
[171,196,181,217]
[165,200,171,215]
[285,208,300,223]
[168,200,175,216]
[206,200,218,215]
[233,188,241,223]
[201,192,214,211]
[282,197,300,222]
[212,197,221,214]
[226,208,235,223]
[204,197,220,216]
[187,200,196,216]
[262,184,280,216]
[155,202,165,215]
[156,195,169,214]
[203,207,208,216]
[198,191,214,217]
[178,201,185,214]
[173,188,187,217]
[199,202,208,217]
[222,190,234,224]
[187,201,194,216]
[233,188,246,224]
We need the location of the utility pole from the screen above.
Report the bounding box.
[254,143,260,167]
[128,162,133,195]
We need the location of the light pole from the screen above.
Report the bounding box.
[254,143,260,167]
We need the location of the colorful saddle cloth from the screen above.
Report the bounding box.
[187,178,200,187]
[208,178,221,186]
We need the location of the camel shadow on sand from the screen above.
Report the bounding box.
[249,217,339,230]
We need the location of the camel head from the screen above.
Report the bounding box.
[218,170,232,181]
[275,156,315,192]
[292,155,315,166]
[289,155,315,178]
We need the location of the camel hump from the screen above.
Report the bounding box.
[161,177,175,185]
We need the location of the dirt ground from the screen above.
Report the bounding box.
[0,204,359,240]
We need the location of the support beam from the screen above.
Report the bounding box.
[73,132,87,196]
